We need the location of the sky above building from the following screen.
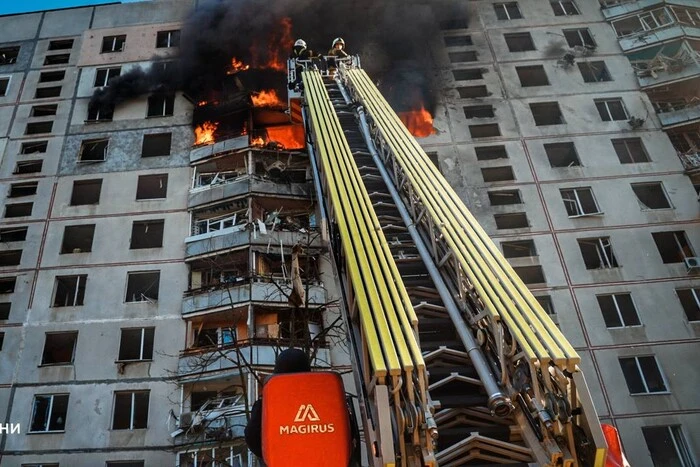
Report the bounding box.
[0,0,147,16]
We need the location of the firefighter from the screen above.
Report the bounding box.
[327,37,348,58]
[290,39,316,90]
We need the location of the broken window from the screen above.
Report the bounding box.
[86,105,113,122]
[21,141,48,154]
[642,426,694,467]
[60,224,95,254]
[676,288,700,322]
[146,94,174,117]
[29,394,69,432]
[578,61,611,83]
[513,265,545,284]
[101,35,126,53]
[0,303,9,320]
[0,250,22,266]
[494,2,522,20]
[469,124,501,138]
[561,188,600,216]
[488,189,522,205]
[112,391,149,429]
[118,327,154,361]
[79,138,108,162]
[0,77,8,96]
[130,220,164,249]
[494,212,529,229]
[0,226,28,242]
[136,174,168,200]
[43,54,69,66]
[631,183,671,209]
[464,105,494,119]
[530,102,564,125]
[30,104,58,117]
[439,18,469,30]
[516,65,549,87]
[453,69,483,81]
[481,166,515,182]
[141,132,172,157]
[125,271,160,302]
[475,145,507,160]
[94,67,121,87]
[70,179,102,205]
[5,202,33,218]
[39,70,65,83]
[9,181,38,198]
[652,231,694,263]
[53,275,87,307]
[619,356,667,394]
[545,142,580,167]
[444,35,472,47]
[550,1,579,16]
[41,331,78,365]
[596,98,627,121]
[0,46,20,65]
[25,121,53,135]
[612,138,649,163]
[504,32,535,52]
[502,239,537,258]
[563,28,595,48]
[457,85,489,98]
[578,237,619,269]
[156,29,180,48]
[34,86,61,98]
[449,51,478,63]
[48,39,73,51]
[0,277,17,294]
[597,293,640,328]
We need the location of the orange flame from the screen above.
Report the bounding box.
[252,89,284,107]
[251,136,265,146]
[195,121,218,145]
[398,105,435,138]
[266,125,305,150]
[250,17,294,72]
[197,100,208,107]
[226,57,250,75]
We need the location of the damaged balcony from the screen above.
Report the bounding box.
[630,39,700,87]
[668,125,700,174]
[648,77,700,127]
[610,4,700,51]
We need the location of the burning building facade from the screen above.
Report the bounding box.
[0,0,698,466]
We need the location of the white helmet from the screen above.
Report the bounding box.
[294,39,307,49]
[332,37,345,48]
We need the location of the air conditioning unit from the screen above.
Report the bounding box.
[628,116,645,129]
[684,257,700,271]
[178,411,194,428]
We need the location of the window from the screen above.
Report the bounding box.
[126,271,160,302]
[34,86,61,99]
[156,29,180,48]
[578,61,611,83]
[444,35,472,47]
[652,231,694,263]
[70,179,102,205]
[612,138,649,163]
[449,51,478,63]
[113,391,149,429]
[0,332,3,350]
[481,166,515,182]
[494,212,529,229]
[453,69,483,81]
[597,293,640,327]
[578,237,618,269]
[15,160,43,174]
[43,54,69,66]
[21,141,48,154]
[0,277,16,294]
[53,275,86,307]
[457,85,489,98]
[561,188,600,216]
[29,394,69,432]
[504,33,535,52]
[502,240,536,258]
[439,19,469,30]
[60,224,95,254]
[118,328,155,361]
[563,28,595,48]
[38,70,65,83]
[494,2,522,20]
[676,288,700,322]
[22,464,60,467]
[79,138,108,162]
[146,94,174,117]
[530,102,564,126]
[41,332,78,365]
[0,76,8,96]
[94,67,121,87]
[0,303,9,320]
[535,296,556,316]
[631,183,671,210]
[463,105,494,119]
[469,124,500,138]
[550,1,579,16]
[0,46,20,65]
[516,65,549,87]
[25,122,53,135]
[48,39,74,51]
[619,356,667,394]
[30,104,58,117]
[642,426,695,467]
[5,202,33,218]
[545,142,580,167]
[87,105,113,122]
[9,181,38,198]
[0,251,22,266]
[0,226,28,242]
[130,220,164,249]
[513,265,545,284]
[488,190,522,205]
[141,132,172,157]
[101,35,126,53]
[596,98,627,121]
[136,174,168,200]
[475,146,507,160]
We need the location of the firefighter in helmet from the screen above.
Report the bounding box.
[290,39,317,89]
[328,37,348,58]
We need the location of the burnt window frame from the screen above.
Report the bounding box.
[94,67,121,87]
[156,30,181,48]
[70,179,102,206]
[448,51,478,63]
[141,132,172,157]
[34,86,62,99]
[20,141,48,154]
[563,28,596,48]
[578,61,612,83]
[146,94,175,117]
[452,69,484,81]
[40,331,79,366]
[136,174,168,200]
[52,274,87,307]
[443,35,473,47]
[469,124,501,138]
[463,105,495,119]
[60,224,96,254]
[0,46,20,65]
[125,271,160,303]
[78,138,109,162]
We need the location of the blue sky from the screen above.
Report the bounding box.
[0,0,147,16]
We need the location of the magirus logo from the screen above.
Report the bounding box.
[280,404,335,435]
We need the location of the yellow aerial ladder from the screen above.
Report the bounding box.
[292,57,608,467]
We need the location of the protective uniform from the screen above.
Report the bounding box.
[328,37,348,58]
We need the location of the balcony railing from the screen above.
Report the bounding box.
[679,151,700,171]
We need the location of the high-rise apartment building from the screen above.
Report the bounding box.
[0,1,697,466]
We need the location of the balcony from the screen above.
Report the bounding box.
[679,151,700,172]
[611,6,700,52]
[190,135,249,164]
[186,228,321,258]
[654,99,700,127]
[172,395,247,443]
[601,0,665,19]
[189,176,313,209]
[631,42,700,87]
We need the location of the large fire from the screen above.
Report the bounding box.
[252,89,284,107]
[194,121,218,145]
[250,17,293,72]
[226,57,250,75]
[266,125,305,150]
[399,106,435,138]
